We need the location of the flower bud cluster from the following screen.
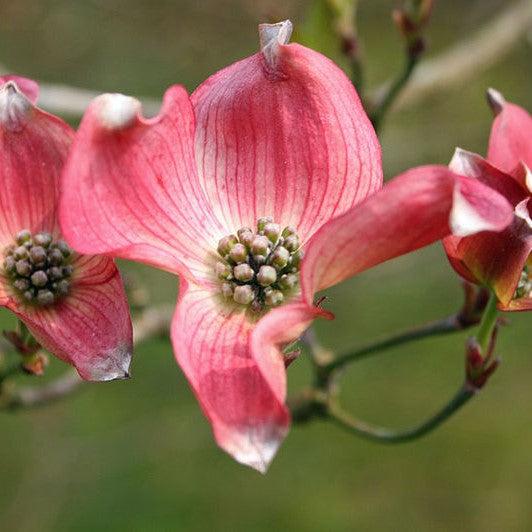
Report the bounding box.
[215,217,302,312]
[3,229,74,306]
[514,265,531,300]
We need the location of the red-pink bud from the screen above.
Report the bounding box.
[465,326,500,390]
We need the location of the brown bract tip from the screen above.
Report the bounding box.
[95,93,141,130]
[0,81,33,131]
[259,19,293,73]
[486,88,506,116]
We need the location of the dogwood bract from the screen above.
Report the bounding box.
[0,76,132,380]
[443,90,531,311]
[60,21,512,471]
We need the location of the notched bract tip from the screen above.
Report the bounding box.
[82,342,133,382]
[96,93,141,130]
[449,147,482,177]
[0,80,33,130]
[486,88,506,116]
[259,19,293,72]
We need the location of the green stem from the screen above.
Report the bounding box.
[326,384,474,443]
[322,314,463,375]
[370,53,418,132]
[476,292,498,351]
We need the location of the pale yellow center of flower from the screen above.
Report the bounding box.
[3,229,74,306]
[215,217,302,312]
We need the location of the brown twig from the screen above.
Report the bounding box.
[391,0,532,110]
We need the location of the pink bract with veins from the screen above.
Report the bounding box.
[60,21,513,472]
[0,75,133,381]
[443,90,532,311]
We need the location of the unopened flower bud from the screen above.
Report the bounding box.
[271,246,290,269]
[282,225,297,238]
[251,236,270,256]
[16,229,31,245]
[279,273,298,290]
[14,246,28,260]
[233,285,254,305]
[265,289,284,307]
[16,260,31,277]
[56,240,71,257]
[229,243,248,264]
[48,248,64,266]
[257,265,277,287]
[29,246,47,265]
[238,229,255,248]
[263,223,280,243]
[257,216,273,233]
[221,282,234,299]
[290,250,303,269]
[13,278,30,291]
[4,256,16,273]
[34,232,53,248]
[48,266,63,281]
[37,289,55,306]
[237,227,253,241]
[56,279,70,296]
[23,290,34,301]
[215,261,232,280]
[31,270,48,287]
[217,235,238,256]
[284,234,299,252]
[234,263,254,282]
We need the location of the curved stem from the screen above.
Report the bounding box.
[476,292,498,352]
[322,314,463,375]
[370,53,418,132]
[326,384,474,443]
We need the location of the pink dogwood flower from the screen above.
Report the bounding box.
[443,90,532,311]
[0,76,132,380]
[60,21,512,471]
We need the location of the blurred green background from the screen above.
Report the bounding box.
[0,1,531,530]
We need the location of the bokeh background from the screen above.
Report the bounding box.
[0,1,531,530]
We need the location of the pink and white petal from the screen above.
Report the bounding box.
[449,170,514,237]
[251,299,329,406]
[171,280,290,473]
[300,166,514,303]
[0,81,73,247]
[60,86,225,283]
[0,75,39,103]
[449,148,527,205]
[487,97,532,174]
[5,256,133,381]
[192,22,382,241]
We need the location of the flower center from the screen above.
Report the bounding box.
[215,217,302,312]
[514,264,531,300]
[3,229,74,306]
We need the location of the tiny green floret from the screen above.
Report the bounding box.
[215,217,303,312]
[3,230,74,307]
